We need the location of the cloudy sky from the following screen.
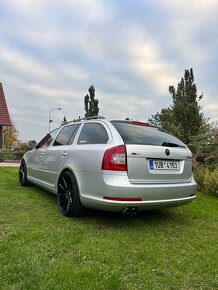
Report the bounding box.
[1,0,218,142]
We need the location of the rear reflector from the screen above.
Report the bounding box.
[103,196,142,202]
[102,145,127,171]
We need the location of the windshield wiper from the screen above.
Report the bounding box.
[162,141,185,148]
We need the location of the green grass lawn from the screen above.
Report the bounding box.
[0,167,217,290]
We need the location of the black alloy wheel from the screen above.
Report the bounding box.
[57,171,85,217]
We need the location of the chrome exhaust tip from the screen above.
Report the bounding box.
[131,207,138,215]
[121,207,138,215]
[121,208,132,215]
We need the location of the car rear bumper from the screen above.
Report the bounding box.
[76,171,197,212]
[82,195,196,212]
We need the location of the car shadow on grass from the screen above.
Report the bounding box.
[80,204,193,231]
[28,184,190,228]
[83,208,184,226]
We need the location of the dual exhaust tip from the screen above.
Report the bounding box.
[121,207,138,215]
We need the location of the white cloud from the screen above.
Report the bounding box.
[165,0,218,16]
[201,93,218,122]
[1,0,218,142]
[59,64,90,80]
[63,0,115,24]
[6,0,42,12]
[164,0,218,63]
[126,27,178,94]
[0,44,53,81]
[100,91,153,121]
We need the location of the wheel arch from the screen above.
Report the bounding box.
[57,167,85,216]
[19,157,31,186]
[57,167,81,194]
[20,157,29,177]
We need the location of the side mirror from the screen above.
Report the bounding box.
[27,140,37,149]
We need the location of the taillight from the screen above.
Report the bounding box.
[102,145,127,171]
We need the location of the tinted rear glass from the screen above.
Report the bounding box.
[111,121,185,147]
[78,123,109,144]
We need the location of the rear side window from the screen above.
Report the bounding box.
[111,121,185,147]
[78,123,109,144]
[53,124,79,146]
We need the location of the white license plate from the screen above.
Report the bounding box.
[149,160,180,170]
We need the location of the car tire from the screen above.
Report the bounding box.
[19,160,31,186]
[57,170,85,217]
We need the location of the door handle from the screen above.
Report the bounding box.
[62,152,68,157]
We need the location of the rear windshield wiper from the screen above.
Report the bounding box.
[162,141,185,148]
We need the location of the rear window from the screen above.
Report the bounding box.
[111,121,185,147]
[78,123,109,144]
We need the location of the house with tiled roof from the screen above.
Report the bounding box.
[0,83,11,148]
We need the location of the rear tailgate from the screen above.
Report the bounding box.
[126,145,192,184]
[111,120,193,184]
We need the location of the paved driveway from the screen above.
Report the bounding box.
[0,162,20,167]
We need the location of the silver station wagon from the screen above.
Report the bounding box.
[19,116,197,216]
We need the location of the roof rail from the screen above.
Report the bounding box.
[63,115,105,125]
[85,115,105,120]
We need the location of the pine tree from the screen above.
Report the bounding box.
[169,68,204,145]
[84,85,99,117]
[149,68,208,153]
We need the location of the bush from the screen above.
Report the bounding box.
[203,168,218,197]
[12,152,25,160]
[194,164,206,192]
[195,164,218,197]
[204,153,218,170]
[0,150,25,162]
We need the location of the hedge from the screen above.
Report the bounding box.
[195,164,218,197]
[0,151,25,162]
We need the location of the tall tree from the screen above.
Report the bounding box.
[84,85,99,117]
[169,68,204,145]
[149,68,208,153]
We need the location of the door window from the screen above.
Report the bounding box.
[36,128,59,149]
